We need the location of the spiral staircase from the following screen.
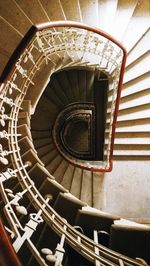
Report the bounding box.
[0,0,150,265]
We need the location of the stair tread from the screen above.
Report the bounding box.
[92,172,104,210]
[80,169,92,206]
[33,137,51,149]
[124,52,150,83]
[15,0,49,24]
[0,16,21,58]
[28,162,53,189]
[46,154,63,174]
[40,146,58,166]
[36,142,54,158]
[98,0,118,33]
[70,167,82,198]
[53,159,69,183]
[79,0,99,27]
[109,0,138,41]
[39,0,66,20]
[18,136,36,155]
[61,164,75,190]
[0,53,10,77]
[122,0,150,51]
[127,28,150,66]
[60,0,82,21]
[53,192,85,225]
[75,207,119,237]
[0,0,32,35]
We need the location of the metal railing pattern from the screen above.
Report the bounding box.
[0,22,143,266]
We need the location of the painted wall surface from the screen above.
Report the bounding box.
[102,160,150,219]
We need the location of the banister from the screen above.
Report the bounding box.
[0,218,22,266]
[0,21,127,171]
[0,21,138,266]
[36,21,127,54]
[0,26,37,83]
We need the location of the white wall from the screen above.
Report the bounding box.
[102,160,150,219]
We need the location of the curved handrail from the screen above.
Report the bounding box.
[0,21,137,266]
[6,95,145,265]
[0,21,127,172]
[0,219,22,266]
[0,21,126,83]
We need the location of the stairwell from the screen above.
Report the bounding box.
[0,0,150,265]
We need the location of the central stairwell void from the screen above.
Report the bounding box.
[1,21,149,266]
[32,69,109,166]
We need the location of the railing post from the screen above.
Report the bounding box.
[93,230,101,266]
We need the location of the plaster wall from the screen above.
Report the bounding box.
[102,160,150,219]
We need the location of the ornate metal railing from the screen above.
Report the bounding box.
[1,21,127,172]
[1,22,145,266]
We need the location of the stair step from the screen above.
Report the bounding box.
[55,70,75,103]
[50,76,70,106]
[70,167,82,199]
[75,207,119,240]
[66,70,79,102]
[39,178,68,205]
[38,95,59,124]
[115,118,150,132]
[0,0,32,35]
[18,136,36,155]
[53,159,69,183]
[31,97,57,131]
[15,0,49,24]
[18,111,30,127]
[37,94,59,115]
[0,52,9,77]
[61,164,75,190]
[40,0,66,20]
[27,223,59,266]
[31,130,50,140]
[79,0,99,27]
[0,16,21,69]
[17,124,32,140]
[122,72,150,96]
[117,104,150,121]
[28,162,53,189]
[92,172,104,210]
[26,59,56,112]
[126,28,150,66]
[78,70,86,101]
[107,104,150,122]
[33,137,51,149]
[60,0,82,21]
[109,223,150,265]
[98,0,118,33]
[115,87,150,111]
[113,144,150,156]
[44,84,65,109]
[53,192,85,225]
[86,71,95,101]
[124,51,150,83]
[122,0,150,51]
[36,142,54,158]
[21,148,44,169]
[109,132,150,145]
[110,0,138,41]
[21,100,31,116]
[41,147,58,166]
[80,170,92,206]
[46,154,62,174]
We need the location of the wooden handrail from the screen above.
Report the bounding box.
[0,218,22,266]
[0,21,127,171]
